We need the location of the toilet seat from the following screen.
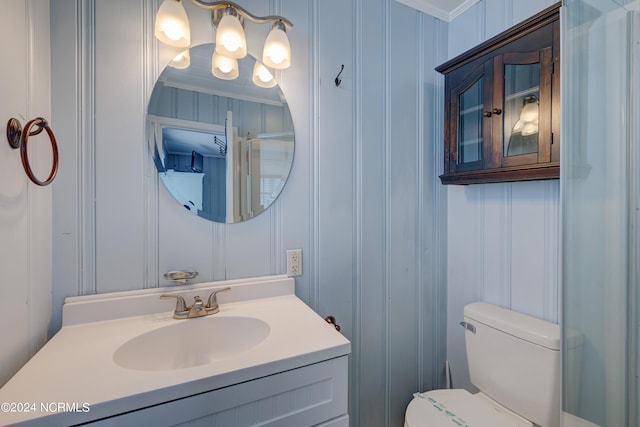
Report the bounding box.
[404,389,533,427]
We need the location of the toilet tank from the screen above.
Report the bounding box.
[463,302,560,427]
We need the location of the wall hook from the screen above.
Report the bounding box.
[6,117,59,186]
[325,315,341,331]
[334,64,344,86]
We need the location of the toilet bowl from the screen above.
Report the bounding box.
[405,302,562,427]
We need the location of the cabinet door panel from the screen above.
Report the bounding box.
[500,49,552,167]
[449,63,491,173]
[503,56,540,157]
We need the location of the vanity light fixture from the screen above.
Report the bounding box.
[155,0,293,79]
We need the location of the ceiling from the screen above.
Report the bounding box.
[394,0,480,21]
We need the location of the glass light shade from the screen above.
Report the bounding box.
[154,0,190,47]
[215,13,247,59]
[520,101,539,122]
[252,62,277,88]
[262,25,291,69]
[512,97,539,136]
[169,49,190,69]
[211,52,239,80]
[521,121,539,136]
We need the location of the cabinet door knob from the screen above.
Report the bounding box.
[492,108,502,115]
[483,111,492,117]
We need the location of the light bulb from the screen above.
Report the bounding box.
[218,61,232,74]
[154,0,190,48]
[268,47,287,65]
[164,26,182,41]
[258,67,272,83]
[221,32,242,53]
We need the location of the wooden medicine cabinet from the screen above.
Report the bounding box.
[437,3,560,185]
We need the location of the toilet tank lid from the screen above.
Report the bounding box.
[464,302,560,350]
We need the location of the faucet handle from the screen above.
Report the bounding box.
[160,294,188,313]
[205,287,231,314]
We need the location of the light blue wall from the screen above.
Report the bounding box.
[50,0,447,426]
[0,0,565,423]
[46,0,563,423]
[445,0,561,391]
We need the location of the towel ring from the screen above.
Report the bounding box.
[6,117,59,186]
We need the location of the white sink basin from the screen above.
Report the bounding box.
[113,315,270,371]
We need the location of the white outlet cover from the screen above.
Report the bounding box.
[286,249,302,277]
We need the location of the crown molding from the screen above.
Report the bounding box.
[394,0,480,22]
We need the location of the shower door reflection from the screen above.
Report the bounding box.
[562,1,639,426]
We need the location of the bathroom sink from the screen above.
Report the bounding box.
[0,275,351,426]
[113,315,270,371]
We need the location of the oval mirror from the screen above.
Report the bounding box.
[147,43,294,223]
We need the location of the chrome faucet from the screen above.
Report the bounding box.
[161,287,231,319]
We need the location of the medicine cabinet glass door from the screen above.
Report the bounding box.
[450,65,487,173]
[500,50,552,169]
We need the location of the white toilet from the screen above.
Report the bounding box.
[405,302,561,427]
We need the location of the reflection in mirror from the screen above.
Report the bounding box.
[147,43,294,223]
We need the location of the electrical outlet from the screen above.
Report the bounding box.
[286,249,302,277]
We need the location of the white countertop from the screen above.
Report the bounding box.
[0,275,350,426]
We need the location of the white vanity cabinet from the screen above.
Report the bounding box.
[0,275,351,427]
[86,356,348,427]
